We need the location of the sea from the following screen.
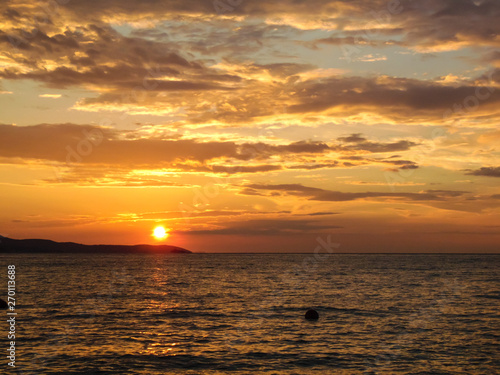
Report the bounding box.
[1,253,499,374]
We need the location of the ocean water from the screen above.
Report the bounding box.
[1,253,499,374]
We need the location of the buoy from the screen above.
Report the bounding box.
[0,298,7,309]
[305,309,319,320]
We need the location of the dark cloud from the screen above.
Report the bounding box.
[401,0,500,49]
[239,141,330,160]
[0,124,425,181]
[379,158,419,170]
[0,23,235,92]
[466,166,500,178]
[230,73,497,123]
[3,8,21,21]
[2,8,498,126]
[0,123,239,166]
[341,155,365,160]
[303,211,340,216]
[374,141,418,153]
[0,124,346,171]
[2,0,498,62]
[132,210,295,220]
[398,164,419,170]
[211,165,282,174]
[171,72,500,125]
[342,137,418,153]
[11,0,367,21]
[336,153,418,170]
[1,65,232,91]
[338,133,367,143]
[382,159,416,166]
[425,189,470,197]
[172,164,283,174]
[242,183,468,202]
[309,0,500,51]
[185,218,342,236]
[313,36,389,47]
[288,163,339,170]
[286,76,500,117]
[7,0,496,54]
[481,50,500,65]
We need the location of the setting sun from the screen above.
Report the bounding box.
[152,226,169,240]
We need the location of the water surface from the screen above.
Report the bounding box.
[1,253,499,374]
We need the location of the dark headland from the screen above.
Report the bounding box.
[0,236,191,254]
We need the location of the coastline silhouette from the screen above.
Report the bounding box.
[0,236,191,254]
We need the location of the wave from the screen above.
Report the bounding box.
[475,293,500,300]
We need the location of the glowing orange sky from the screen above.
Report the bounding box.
[0,0,499,252]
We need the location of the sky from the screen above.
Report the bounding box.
[0,0,499,252]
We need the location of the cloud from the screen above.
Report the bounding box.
[169,163,283,174]
[241,183,469,202]
[356,54,387,62]
[243,62,317,79]
[0,123,239,166]
[7,216,103,228]
[1,1,498,126]
[43,173,190,187]
[0,23,235,98]
[334,139,420,168]
[466,166,500,177]
[185,218,342,236]
[337,134,418,153]
[0,0,366,24]
[338,133,367,143]
[309,0,500,51]
[288,163,339,170]
[239,140,330,160]
[3,64,233,92]
[0,124,427,185]
[481,51,500,68]
[39,94,62,98]
[4,0,496,54]
[303,211,340,216]
[312,36,393,48]
[66,73,500,124]
[1,16,498,127]
[0,124,337,172]
[285,75,500,121]
[379,158,419,170]
[400,0,500,51]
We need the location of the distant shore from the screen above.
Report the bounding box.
[0,236,191,254]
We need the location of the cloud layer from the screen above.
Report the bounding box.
[1,0,499,251]
[0,125,422,176]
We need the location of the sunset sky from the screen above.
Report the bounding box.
[0,0,499,252]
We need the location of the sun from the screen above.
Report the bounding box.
[152,226,169,240]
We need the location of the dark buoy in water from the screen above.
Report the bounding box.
[305,309,319,320]
[0,298,7,309]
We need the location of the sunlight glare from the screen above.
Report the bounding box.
[152,226,169,240]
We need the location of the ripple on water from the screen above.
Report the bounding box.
[3,253,499,374]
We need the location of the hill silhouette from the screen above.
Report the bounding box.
[0,236,191,254]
